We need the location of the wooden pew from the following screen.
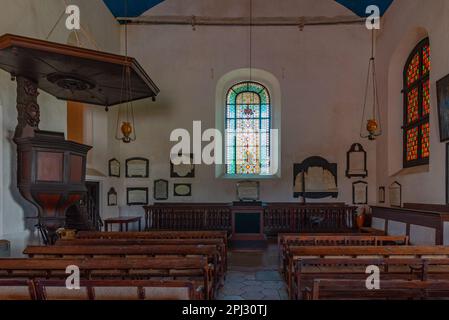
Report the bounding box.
[56,238,227,273]
[0,280,36,300]
[35,279,197,300]
[306,279,449,300]
[295,258,449,299]
[77,231,228,241]
[279,235,409,276]
[286,246,449,298]
[24,245,222,295]
[76,231,228,269]
[0,258,212,299]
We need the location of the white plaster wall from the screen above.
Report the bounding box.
[376,0,449,204]
[114,2,378,216]
[0,0,120,253]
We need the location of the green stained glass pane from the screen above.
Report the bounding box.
[225,81,271,176]
[259,90,270,104]
[227,90,237,104]
[226,119,235,130]
[226,104,236,119]
[261,104,270,118]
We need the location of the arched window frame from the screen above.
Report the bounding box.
[402,38,430,168]
[225,81,272,176]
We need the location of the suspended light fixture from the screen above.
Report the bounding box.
[115,0,136,143]
[360,29,382,141]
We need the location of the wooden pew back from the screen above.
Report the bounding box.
[36,279,196,300]
[0,257,211,299]
[307,279,449,300]
[0,280,36,300]
[287,246,449,298]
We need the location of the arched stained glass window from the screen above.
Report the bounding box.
[225,81,271,175]
[403,38,430,168]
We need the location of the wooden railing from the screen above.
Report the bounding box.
[264,203,358,235]
[145,203,232,232]
[143,203,358,235]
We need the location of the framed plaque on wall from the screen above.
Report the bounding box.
[154,179,169,200]
[352,181,368,205]
[389,181,402,208]
[126,187,148,206]
[346,143,368,178]
[378,186,386,204]
[170,153,195,178]
[107,187,118,206]
[126,158,149,178]
[174,183,192,197]
[108,158,120,177]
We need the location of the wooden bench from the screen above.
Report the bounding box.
[292,258,449,299]
[0,258,212,299]
[306,279,449,300]
[76,231,229,272]
[35,279,197,300]
[24,245,222,295]
[56,238,227,273]
[77,231,228,242]
[0,279,36,300]
[286,246,449,298]
[279,235,409,276]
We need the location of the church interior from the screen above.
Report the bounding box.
[2,0,449,302]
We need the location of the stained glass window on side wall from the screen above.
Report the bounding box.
[225,81,271,176]
[403,38,430,168]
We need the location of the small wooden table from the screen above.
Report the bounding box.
[104,216,142,232]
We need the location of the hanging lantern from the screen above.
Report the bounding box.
[115,1,137,144]
[360,29,382,141]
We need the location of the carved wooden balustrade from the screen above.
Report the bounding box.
[144,203,232,232]
[263,203,358,235]
[143,203,358,235]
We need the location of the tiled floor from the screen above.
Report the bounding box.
[217,243,288,300]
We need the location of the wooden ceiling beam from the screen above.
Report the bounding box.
[117,15,365,27]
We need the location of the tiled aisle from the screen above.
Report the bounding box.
[217,244,288,300]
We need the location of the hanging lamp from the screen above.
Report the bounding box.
[115,0,137,143]
[360,29,382,141]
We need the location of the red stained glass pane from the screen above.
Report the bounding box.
[423,79,430,116]
[406,127,419,162]
[421,122,430,158]
[406,52,420,86]
[423,44,430,75]
[407,87,419,123]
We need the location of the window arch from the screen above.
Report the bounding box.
[225,81,271,175]
[403,38,430,168]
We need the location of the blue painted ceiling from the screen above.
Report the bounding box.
[103,0,394,18]
[335,0,394,17]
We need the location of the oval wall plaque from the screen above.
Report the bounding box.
[174,184,191,196]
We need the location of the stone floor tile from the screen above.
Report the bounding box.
[222,295,245,300]
[241,285,264,294]
[241,291,265,300]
